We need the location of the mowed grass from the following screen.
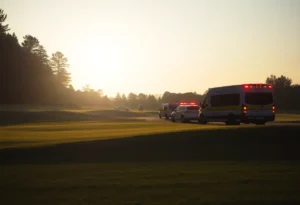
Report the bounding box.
[1,162,300,205]
[275,114,300,122]
[1,112,300,149]
[0,121,241,149]
[1,120,300,204]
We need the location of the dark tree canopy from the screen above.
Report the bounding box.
[266,74,292,89]
[22,35,40,53]
[0,9,10,34]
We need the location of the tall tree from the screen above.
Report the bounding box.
[147,94,158,108]
[36,45,49,65]
[266,74,292,89]
[50,51,71,87]
[21,35,40,53]
[121,94,127,104]
[0,9,9,34]
[127,92,138,108]
[137,93,147,105]
[115,92,122,105]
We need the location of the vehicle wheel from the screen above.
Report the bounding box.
[226,114,240,125]
[165,114,169,120]
[198,114,208,124]
[255,121,266,125]
[159,114,162,119]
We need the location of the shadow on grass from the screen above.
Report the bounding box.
[1,125,300,165]
[0,110,146,126]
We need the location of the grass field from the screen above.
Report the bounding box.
[1,120,300,150]
[1,109,300,204]
[275,114,300,122]
[1,162,300,205]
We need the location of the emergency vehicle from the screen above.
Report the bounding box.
[159,103,179,120]
[198,84,275,125]
[171,102,200,123]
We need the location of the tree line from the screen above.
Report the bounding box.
[1,9,299,111]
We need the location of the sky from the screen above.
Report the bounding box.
[1,0,300,97]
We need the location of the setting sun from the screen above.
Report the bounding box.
[73,36,129,94]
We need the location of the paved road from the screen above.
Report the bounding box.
[138,116,300,126]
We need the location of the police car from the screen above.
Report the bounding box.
[170,102,200,123]
[159,103,179,120]
[198,83,275,125]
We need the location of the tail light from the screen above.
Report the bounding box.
[242,104,247,114]
[272,105,275,113]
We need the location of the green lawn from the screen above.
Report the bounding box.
[1,162,300,205]
[1,113,300,149]
[275,114,300,122]
[1,120,300,204]
[0,121,247,149]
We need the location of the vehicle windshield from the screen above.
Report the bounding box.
[187,106,200,110]
[245,92,273,105]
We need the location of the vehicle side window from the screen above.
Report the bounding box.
[211,94,240,107]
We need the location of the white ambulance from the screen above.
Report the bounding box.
[198,84,275,125]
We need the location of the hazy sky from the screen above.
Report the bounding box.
[2,0,300,97]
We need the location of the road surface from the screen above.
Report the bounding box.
[137,116,300,126]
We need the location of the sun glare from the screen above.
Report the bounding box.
[76,38,127,94]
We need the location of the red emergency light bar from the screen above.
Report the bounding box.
[243,84,272,89]
[179,102,197,105]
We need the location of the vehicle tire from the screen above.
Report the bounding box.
[226,114,240,125]
[255,121,266,125]
[165,114,169,120]
[159,113,162,119]
[198,114,208,124]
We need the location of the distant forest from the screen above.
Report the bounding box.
[1,9,299,110]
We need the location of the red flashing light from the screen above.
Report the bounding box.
[244,84,272,89]
[179,102,197,105]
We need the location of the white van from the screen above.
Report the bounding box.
[198,84,275,125]
[159,103,179,120]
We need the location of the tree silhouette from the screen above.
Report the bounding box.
[0,9,9,34]
[36,45,49,65]
[138,93,147,105]
[50,51,71,87]
[115,92,122,105]
[122,94,127,101]
[21,35,40,53]
[266,74,292,89]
